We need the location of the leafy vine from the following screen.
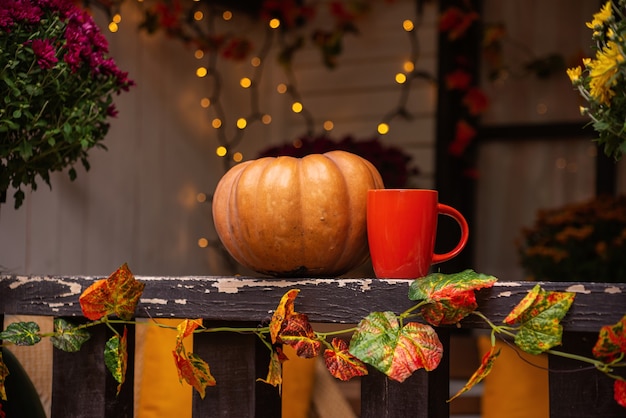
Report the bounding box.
[1,263,626,410]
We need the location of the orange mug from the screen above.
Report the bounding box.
[367,189,469,279]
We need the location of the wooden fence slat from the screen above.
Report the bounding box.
[192,321,281,418]
[549,332,624,418]
[51,320,135,418]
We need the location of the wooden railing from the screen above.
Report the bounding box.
[1,275,626,417]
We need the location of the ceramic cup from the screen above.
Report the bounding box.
[367,189,469,279]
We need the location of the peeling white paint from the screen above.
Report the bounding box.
[174,299,187,304]
[48,302,66,308]
[494,282,523,287]
[8,275,84,298]
[605,286,623,294]
[211,277,379,294]
[566,284,591,294]
[141,298,168,305]
[498,291,512,298]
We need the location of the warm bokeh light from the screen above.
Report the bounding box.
[233,152,243,162]
[261,114,272,124]
[216,146,227,156]
[196,67,208,77]
[395,73,407,84]
[212,118,222,128]
[112,14,122,23]
[377,123,390,135]
[293,139,303,148]
[194,49,204,59]
[196,192,207,203]
[276,83,287,94]
[403,61,414,73]
[240,77,252,88]
[323,120,334,131]
[269,18,280,29]
[223,10,233,21]
[197,238,209,248]
[200,97,210,108]
[291,102,303,113]
[403,19,414,31]
[251,57,261,67]
[237,118,247,129]
[108,22,118,32]
[194,11,203,21]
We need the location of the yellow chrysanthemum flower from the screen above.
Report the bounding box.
[586,1,612,32]
[566,66,582,83]
[587,40,625,104]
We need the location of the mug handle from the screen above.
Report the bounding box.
[432,203,469,264]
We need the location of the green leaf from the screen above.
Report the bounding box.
[104,327,128,395]
[349,311,442,382]
[0,322,41,346]
[50,319,91,352]
[504,284,575,355]
[408,270,498,325]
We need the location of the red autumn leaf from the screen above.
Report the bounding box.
[324,338,368,381]
[408,270,498,326]
[448,119,477,157]
[277,313,322,358]
[349,311,443,382]
[614,380,626,408]
[173,350,216,399]
[79,263,145,321]
[592,314,626,362]
[462,87,489,115]
[270,289,300,344]
[175,319,203,353]
[449,343,501,402]
[439,6,479,40]
[445,69,472,90]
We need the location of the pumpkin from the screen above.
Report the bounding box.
[212,150,385,277]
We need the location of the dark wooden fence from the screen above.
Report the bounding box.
[1,275,625,417]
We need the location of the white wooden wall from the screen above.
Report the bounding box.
[0,0,438,278]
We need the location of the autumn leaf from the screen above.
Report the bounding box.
[257,347,287,387]
[270,289,300,344]
[0,353,8,401]
[173,350,216,398]
[50,318,91,352]
[174,319,203,354]
[324,338,368,381]
[614,380,626,408]
[104,327,128,395]
[408,270,498,325]
[349,311,443,382]
[504,284,575,355]
[276,313,321,358]
[0,321,41,346]
[448,343,500,402]
[79,263,145,321]
[592,314,626,362]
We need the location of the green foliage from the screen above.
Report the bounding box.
[0,322,41,346]
[0,0,134,208]
[50,319,90,352]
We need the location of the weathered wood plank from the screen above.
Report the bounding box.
[1,276,625,332]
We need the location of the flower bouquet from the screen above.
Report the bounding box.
[517,195,626,283]
[568,1,626,159]
[0,0,134,208]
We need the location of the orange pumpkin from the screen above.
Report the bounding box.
[212,150,384,277]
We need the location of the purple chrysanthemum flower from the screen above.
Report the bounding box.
[30,38,58,69]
